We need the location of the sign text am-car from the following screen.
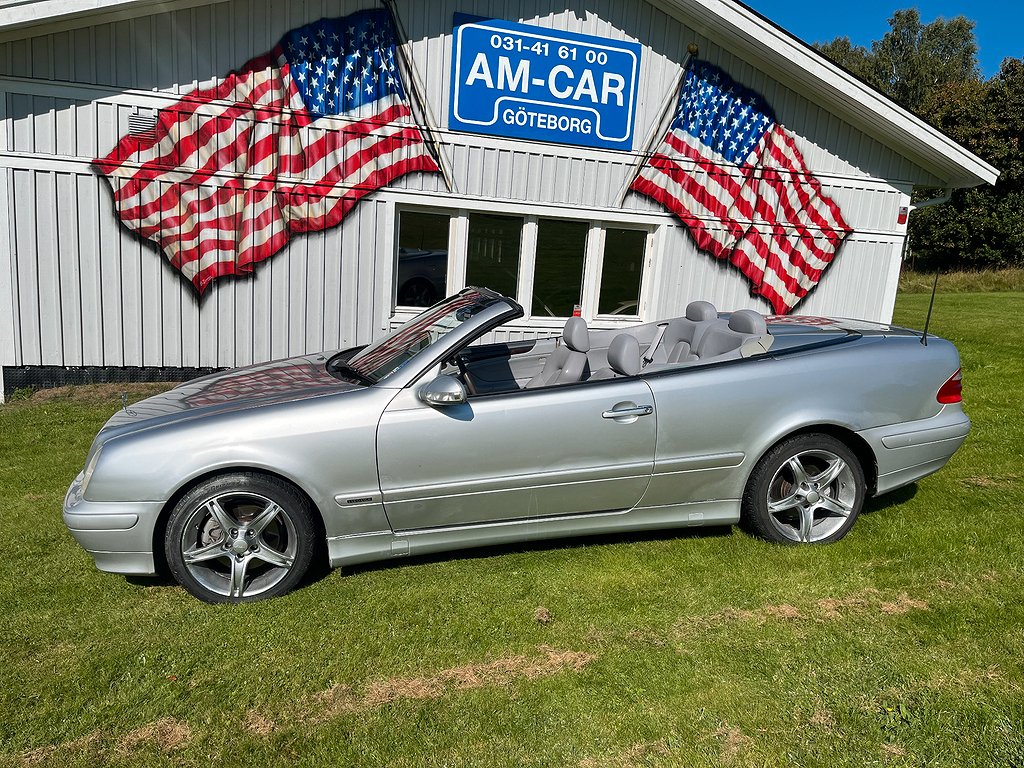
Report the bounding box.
[449,16,642,150]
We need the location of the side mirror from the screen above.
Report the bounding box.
[419,375,467,406]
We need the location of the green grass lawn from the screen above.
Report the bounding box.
[1,293,1022,767]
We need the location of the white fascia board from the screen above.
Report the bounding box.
[0,0,227,41]
[656,0,999,188]
[0,0,146,27]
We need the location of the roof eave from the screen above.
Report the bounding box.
[0,0,221,41]
[654,0,999,187]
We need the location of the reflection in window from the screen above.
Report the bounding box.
[532,219,588,317]
[466,213,522,299]
[396,211,449,307]
[598,228,646,315]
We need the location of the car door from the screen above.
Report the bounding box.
[376,378,657,531]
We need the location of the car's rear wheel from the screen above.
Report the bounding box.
[397,277,437,307]
[742,434,865,544]
[165,473,316,603]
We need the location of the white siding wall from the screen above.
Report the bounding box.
[0,0,941,368]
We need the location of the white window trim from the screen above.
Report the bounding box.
[448,209,469,292]
[592,223,654,322]
[517,216,538,317]
[392,204,458,312]
[580,222,604,321]
[391,204,657,324]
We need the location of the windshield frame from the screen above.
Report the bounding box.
[326,288,522,387]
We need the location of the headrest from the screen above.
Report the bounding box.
[728,309,767,335]
[685,301,718,322]
[607,334,640,376]
[562,316,590,352]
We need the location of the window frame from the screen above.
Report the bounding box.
[590,224,654,321]
[392,205,462,311]
[391,205,653,322]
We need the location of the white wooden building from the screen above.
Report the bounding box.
[0,0,998,398]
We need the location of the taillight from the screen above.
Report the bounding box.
[937,368,963,404]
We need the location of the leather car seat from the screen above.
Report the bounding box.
[695,309,768,359]
[525,317,591,388]
[646,301,718,365]
[589,333,642,380]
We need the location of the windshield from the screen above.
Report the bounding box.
[327,288,506,384]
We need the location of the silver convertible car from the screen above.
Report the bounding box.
[64,287,969,602]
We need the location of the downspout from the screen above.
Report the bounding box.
[910,188,954,211]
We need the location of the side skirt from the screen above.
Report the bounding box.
[326,500,740,568]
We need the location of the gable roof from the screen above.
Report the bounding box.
[0,0,1000,188]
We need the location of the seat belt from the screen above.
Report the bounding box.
[642,322,669,368]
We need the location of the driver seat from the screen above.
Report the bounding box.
[526,317,590,389]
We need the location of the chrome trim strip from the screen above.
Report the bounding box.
[382,461,653,501]
[653,452,745,474]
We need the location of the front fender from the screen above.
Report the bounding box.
[84,387,397,533]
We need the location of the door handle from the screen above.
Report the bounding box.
[602,405,653,419]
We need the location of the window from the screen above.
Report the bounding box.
[532,219,589,317]
[396,211,449,307]
[466,213,521,299]
[598,228,647,316]
[393,208,650,320]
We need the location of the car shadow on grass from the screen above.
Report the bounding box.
[862,482,918,515]
[340,485,921,579]
[341,525,735,578]
[123,486,921,593]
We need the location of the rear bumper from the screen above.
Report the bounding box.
[857,406,970,495]
[63,473,162,575]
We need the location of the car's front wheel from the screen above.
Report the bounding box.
[165,473,317,603]
[742,434,865,544]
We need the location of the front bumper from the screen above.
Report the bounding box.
[63,472,163,575]
[857,405,971,496]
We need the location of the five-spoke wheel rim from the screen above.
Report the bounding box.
[765,449,857,543]
[179,492,298,599]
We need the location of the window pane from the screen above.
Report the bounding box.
[467,213,521,298]
[396,211,449,307]
[598,228,646,315]
[532,219,588,317]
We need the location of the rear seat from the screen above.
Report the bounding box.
[693,309,771,361]
[644,301,718,365]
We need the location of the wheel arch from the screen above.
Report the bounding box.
[152,466,329,577]
[750,424,878,498]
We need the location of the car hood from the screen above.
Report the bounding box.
[95,353,360,444]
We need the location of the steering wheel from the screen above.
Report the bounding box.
[454,353,478,396]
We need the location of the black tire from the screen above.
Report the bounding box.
[165,472,317,603]
[397,278,437,307]
[741,433,865,545]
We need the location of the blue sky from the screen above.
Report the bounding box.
[744,0,1023,78]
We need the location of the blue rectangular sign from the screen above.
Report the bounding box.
[449,16,641,151]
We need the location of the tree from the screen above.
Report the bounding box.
[815,10,1021,271]
[910,57,1024,270]
[813,37,877,86]
[869,9,979,113]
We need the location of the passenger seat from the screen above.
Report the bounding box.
[525,317,591,388]
[589,334,641,380]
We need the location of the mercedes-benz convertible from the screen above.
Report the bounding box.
[64,287,969,602]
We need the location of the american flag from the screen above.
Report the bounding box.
[630,60,851,314]
[94,9,439,294]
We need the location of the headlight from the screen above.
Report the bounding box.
[80,446,103,498]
